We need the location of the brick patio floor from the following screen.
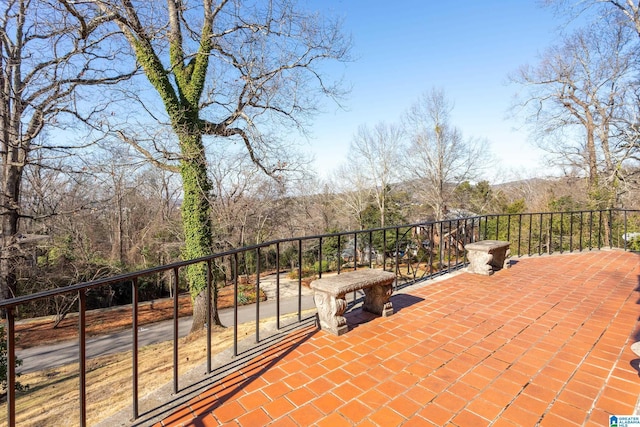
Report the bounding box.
[156,250,640,426]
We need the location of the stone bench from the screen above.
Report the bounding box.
[465,240,511,275]
[310,269,395,336]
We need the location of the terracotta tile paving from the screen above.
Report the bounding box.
[156,250,640,426]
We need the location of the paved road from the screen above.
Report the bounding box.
[16,269,427,374]
[17,293,316,374]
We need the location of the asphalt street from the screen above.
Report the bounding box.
[16,271,431,374]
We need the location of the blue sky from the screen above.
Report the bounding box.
[305,1,573,182]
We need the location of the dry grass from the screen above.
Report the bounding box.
[0,322,257,426]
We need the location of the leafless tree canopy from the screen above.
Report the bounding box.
[0,0,136,302]
[545,1,640,35]
[86,0,351,176]
[511,14,640,207]
[404,88,490,220]
[347,122,404,228]
[330,161,375,230]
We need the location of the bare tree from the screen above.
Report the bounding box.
[330,162,373,230]
[85,0,350,331]
[404,88,490,220]
[0,1,135,305]
[546,1,640,35]
[596,0,640,34]
[347,122,404,228]
[127,167,183,268]
[276,175,336,240]
[208,145,289,250]
[87,144,177,267]
[511,16,639,207]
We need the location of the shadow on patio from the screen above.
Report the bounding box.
[154,250,640,427]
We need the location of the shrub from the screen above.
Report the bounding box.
[287,261,330,279]
[314,260,330,274]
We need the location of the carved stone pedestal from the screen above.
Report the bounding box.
[311,270,395,336]
[465,240,511,276]
[313,291,349,336]
[362,283,393,317]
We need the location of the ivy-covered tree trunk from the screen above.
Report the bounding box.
[103,1,223,332]
[178,131,222,331]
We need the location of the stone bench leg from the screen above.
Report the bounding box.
[313,291,348,336]
[467,247,511,275]
[362,284,394,317]
[467,250,495,275]
[491,248,511,270]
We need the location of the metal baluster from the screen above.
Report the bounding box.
[538,213,543,255]
[318,237,323,279]
[337,234,342,274]
[569,212,574,252]
[448,220,452,272]
[234,253,239,356]
[7,307,16,427]
[598,210,603,250]
[463,218,468,264]
[624,210,628,251]
[276,242,280,330]
[256,247,260,343]
[298,240,302,322]
[608,209,613,248]
[455,219,461,268]
[580,211,584,251]
[517,214,522,257]
[589,211,593,250]
[79,290,87,426]
[353,233,357,271]
[206,260,212,373]
[368,231,373,269]
[383,230,387,272]
[609,209,620,249]
[395,227,400,277]
[483,216,488,240]
[439,221,444,273]
[549,213,553,254]
[559,212,564,254]
[132,278,139,419]
[172,268,179,393]
[528,214,533,256]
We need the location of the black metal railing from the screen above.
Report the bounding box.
[1,208,638,426]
